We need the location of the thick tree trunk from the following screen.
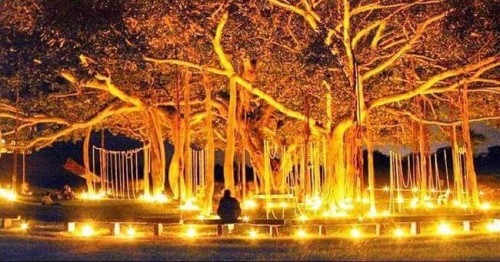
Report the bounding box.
[202,81,215,215]
[147,108,166,195]
[83,127,94,194]
[365,121,376,212]
[223,78,237,193]
[183,72,193,199]
[450,126,463,203]
[460,85,480,207]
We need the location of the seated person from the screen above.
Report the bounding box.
[41,192,60,206]
[62,184,75,200]
[217,189,242,223]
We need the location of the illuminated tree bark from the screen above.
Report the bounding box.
[202,76,215,215]
[83,126,94,194]
[450,125,463,203]
[183,71,193,199]
[460,85,480,207]
[223,77,237,193]
[147,108,166,195]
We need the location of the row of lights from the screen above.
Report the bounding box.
[15,220,500,239]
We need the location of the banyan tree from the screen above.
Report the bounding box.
[0,0,498,213]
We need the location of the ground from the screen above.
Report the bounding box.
[0,175,499,261]
[1,233,499,261]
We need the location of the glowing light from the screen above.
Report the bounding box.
[186,227,197,238]
[298,215,308,222]
[486,220,500,232]
[197,215,205,220]
[248,229,258,239]
[279,201,288,208]
[437,223,453,236]
[361,198,370,204]
[0,188,16,201]
[425,202,435,209]
[126,227,136,237]
[305,196,322,210]
[81,225,94,237]
[180,198,200,211]
[453,200,460,207]
[296,229,308,238]
[20,223,29,231]
[460,203,469,209]
[394,228,405,237]
[480,203,491,210]
[242,215,250,223]
[266,202,275,209]
[412,187,419,193]
[479,190,484,196]
[430,188,436,193]
[397,196,404,204]
[350,228,362,238]
[140,193,170,203]
[381,210,390,217]
[382,186,390,192]
[410,197,419,208]
[80,191,105,200]
[242,200,258,209]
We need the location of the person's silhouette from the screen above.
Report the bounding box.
[217,189,241,223]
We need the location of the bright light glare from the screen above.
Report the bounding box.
[20,223,29,230]
[486,220,500,232]
[350,228,362,238]
[480,203,491,210]
[394,228,405,237]
[437,223,453,236]
[298,215,308,222]
[81,225,94,237]
[382,186,390,192]
[242,200,258,209]
[0,188,16,201]
[180,198,200,211]
[140,193,169,203]
[242,215,250,223]
[126,227,136,237]
[248,230,258,239]
[186,227,197,238]
[296,229,307,238]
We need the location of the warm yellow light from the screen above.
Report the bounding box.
[453,200,460,206]
[186,227,197,238]
[412,187,419,193]
[197,215,205,220]
[20,223,29,230]
[298,215,308,222]
[425,202,435,209]
[350,228,362,238]
[242,199,258,209]
[80,191,106,200]
[296,229,307,238]
[430,188,436,193]
[397,196,404,204]
[479,190,484,196]
[0,188,16,201]
[382,186,390,192]
[480,203,491,210]
[437,223,453,236]
[248,229,258,239]
[306,196,322,210]
[361,197,370,204]
[81,225,94,237]
[267,202,275,209]
[279,201,288,208]
[126,227,136,237]
[242,215,250,223]
[394,228,405,237]
[180,198,200,211]
[381,210,390,217]
[486,220,500,232]
[140,193,169,203]
[460,203,469,209]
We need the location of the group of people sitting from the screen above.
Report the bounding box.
[41,184,74,206]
